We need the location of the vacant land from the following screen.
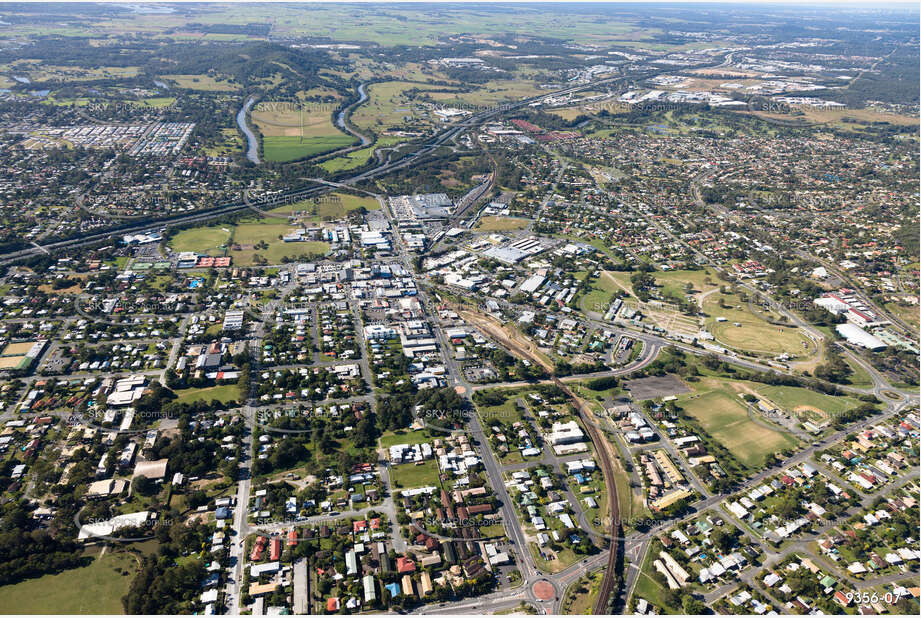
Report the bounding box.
[702,289,814,357]
[204,128,242,157]
[631,544,681,614]
[271,192,379,219]
[168,226,232,254]
[476,216,531,231]
[390,460,439,489]
[379,428,437,448]
[0,549,137,614]
[623,374,691,401]
[578,273,620,316]
[232,221,330,265]
[350,80,446,133]
[429,79,545,108]
[678,385,798,468]
[748,106,919,128]
[169,220,330,265]
[563,570,604,615]
[174,384,240,406]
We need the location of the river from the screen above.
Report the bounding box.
[236,96,260,164]
[335,83,371,146]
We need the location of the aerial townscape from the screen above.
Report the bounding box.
[0,1,917,617]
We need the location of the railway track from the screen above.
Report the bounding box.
[553,377,623,615]
[455,304,623,614]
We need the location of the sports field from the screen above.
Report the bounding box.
[677,385,798,468]
[753,384,863,421]
[168,226,232,254]
[0,549,137,614]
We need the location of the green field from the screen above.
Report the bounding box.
[842,355,874,389]
[753,384,863,419]
[319,136,405,173]
[379,429,438,448]
[169,219,330,266]
[350,80,440,132]
[579,273,620,315]
[677,383,798,468]
[168,226,232,254]
[476,216,531,231]
[528,541,578,574]
[161,75,240,92]
[654,268,719,302]
[174,384,241,405]
[204,128,243,157]
[231,221,330,265]
[262,135,356,162]
[390,459,440,489]
[271,192,379,219]
[702,289,815,358]
[161,73,239,91]
[630,544,681,614]
[476,395,526,426]
[562,570,604,615]
[0,549,136,614]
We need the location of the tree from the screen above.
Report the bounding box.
[132,475,157,497]
[682,596,707,614]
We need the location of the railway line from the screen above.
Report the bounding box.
[553,376,623,614]
[455,304,626,614]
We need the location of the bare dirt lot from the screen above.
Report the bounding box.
[622,374,691,400]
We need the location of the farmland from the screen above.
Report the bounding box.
[262,135,356,163]
[252,102,355,162]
